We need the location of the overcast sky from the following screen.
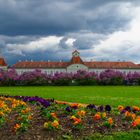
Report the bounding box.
[0,0,140,65]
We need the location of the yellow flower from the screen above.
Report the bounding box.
[44,122,49,128]
[102,112,106,118]
[118,105,124,112]
[71,115,76,119]
[78,104,83,108]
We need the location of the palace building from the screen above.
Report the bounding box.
[12,50,140,74]
[0,57,7,70]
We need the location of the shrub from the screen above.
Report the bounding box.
[17,69,48,86]
[1,68,140,86]
[74,70,98,85]
[99,69,124,85]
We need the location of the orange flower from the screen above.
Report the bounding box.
[73,118,81,123]
[70,103,78,108]
[21,108,30,114]
[51,112,57,118]
[132,121,137,128]
[132,116,140,127]
[0,101,5,108]
[27,115,32,120]
[77,110,86,117]
[131,113,136,120]
[12,103,17,108]
[51,120,59,128]
[125,111,131,117]
[93,113,101,121]
[132,106,139,111]
[0,111,4,116]
[14,123,20,131]
[108,117,113,125]
[17,116,22,121]
[74,121,80,125]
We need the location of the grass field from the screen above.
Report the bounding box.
[0,86,140,107]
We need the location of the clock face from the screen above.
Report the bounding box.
[73,51,79,57]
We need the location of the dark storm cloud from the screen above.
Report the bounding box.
[0,0,138,36]
[1,0,140,65]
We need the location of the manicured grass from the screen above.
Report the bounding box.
[0,86,140,107]
[84,130,140,140]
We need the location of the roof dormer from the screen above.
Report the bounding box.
[72,50,80,57]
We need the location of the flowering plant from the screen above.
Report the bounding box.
[44,120,60,130]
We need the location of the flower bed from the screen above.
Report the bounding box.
[0,95,140,139]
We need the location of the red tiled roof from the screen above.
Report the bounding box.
[0,58,7,66]
[13,60,140,69]
[84,61,140,69]
[70,56,84,64]
[13,61,69,68]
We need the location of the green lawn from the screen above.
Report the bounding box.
[0,86,140,107]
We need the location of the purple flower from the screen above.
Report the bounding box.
[65,106,72,112]
[98,105,104,112]
[124,106,131,112]
[105,105,111,112]
[86,104,96,109]
[121,109,127,114]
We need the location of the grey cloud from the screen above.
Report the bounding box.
[0,0,137,36]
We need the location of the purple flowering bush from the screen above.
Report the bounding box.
[99,69,125,85]
[50,72,73,86]
[0,69,18,86]
[1,68,140,86]
[125,72,140,85]
[17,69,49,86]
[73,70,98,85]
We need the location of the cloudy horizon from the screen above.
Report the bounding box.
[0,0,140,65]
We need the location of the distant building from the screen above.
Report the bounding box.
[0,57,7,70]
[13,50,140,74]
